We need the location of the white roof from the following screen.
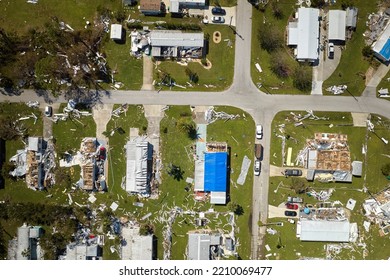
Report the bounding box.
[121,227,153,260]
[188,233,221,260]
[296,8,320,61]
[287,22,298,45]
[28,137,41,152]
[110,24,123,40]
[328,10,346,41]
[307,150,317,169]
[125,140,151,193]
[170,0,180,13]
[150,30,204,48]
[372,21,390,60]
[346,7,358,28]
[299,220,350,242]
[210,191,226,204]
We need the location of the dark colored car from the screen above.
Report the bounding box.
[286,203,298,210]
[284,210,297,217]
[99,147,106,160]
[284,169,302,177]
[212,7,226,15]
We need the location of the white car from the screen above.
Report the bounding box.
[44,106,52,117]
[254,160,261,176]
[256,125,263,139]
[328,42,334,59]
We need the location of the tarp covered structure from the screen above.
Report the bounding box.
[204,152,227,192]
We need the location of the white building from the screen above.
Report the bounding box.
[124,139,152,194]
[121,226,153,260]
[110,24,123,41]
[287,8,320,62]
[328,10,346,41]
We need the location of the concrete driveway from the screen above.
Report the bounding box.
[203,6,237,27]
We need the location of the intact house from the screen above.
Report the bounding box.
[140,0,165,15]
[328,10,346,43]
[110,24,124,42]
[123,138,153,196]
[169,0,206,14]
[120,226,154,260]
[150,30,204,59]
[8,224,43,260]
[187,232,222,260]
[287,7,320,62]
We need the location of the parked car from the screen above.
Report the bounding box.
[284,210,297,217]
[44,106,52,117]
[254,143,263,160]
[256,124,263,139]
[212,16,225,23]
[328,42,334,59]
[99,146,106,160]
[284,169,302,177]
[287,196,304,204]
[286,203,298,210]
[254,160,261,176]
[212,7,226,15]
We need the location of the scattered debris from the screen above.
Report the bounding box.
[110,202,119,211]
[326,85,348,95]
[237,156,251,186]
[25,101,39,108]
[346,198,357,210]
[205,106,240,124]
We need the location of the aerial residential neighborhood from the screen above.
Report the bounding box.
[0,0,390,264]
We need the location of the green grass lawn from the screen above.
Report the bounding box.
[251,1,311,95]
[266,111,390,259]
[155,25,235,91]
[322,1,378,96]
[103,38,143,90]
[0,0,122,33]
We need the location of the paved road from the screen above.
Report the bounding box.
[1,1,390,260]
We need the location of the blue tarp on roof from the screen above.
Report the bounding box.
[204,152,227,192]
[379,39,390,61]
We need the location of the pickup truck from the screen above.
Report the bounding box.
[255,143,263,160]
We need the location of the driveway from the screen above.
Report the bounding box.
[204,6,237,26]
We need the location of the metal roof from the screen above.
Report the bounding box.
[121,227,153,260]
[16,225,30,260]
[210,191,226,205]
[346,7,358,28]
[328,10,346,41]
[296,8,320,61]
[150,30,204,48]
[287,22,298,45]
[352,161,363,176]
[28,137,41,152]
[110,24,123,40]
[125,140,151,194]
[299,220,350,242]
[307,150,317,169]
[188,233,221,260]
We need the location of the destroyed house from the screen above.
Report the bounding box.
[287,7,320,62]
[372,21,390,62]
[25,137,46,190]
[124,139,152,195]
[120,226,153,260]
[187,232,222,260]
[140,0,163,15]
[305,133,354,183]
[150,30,204,58]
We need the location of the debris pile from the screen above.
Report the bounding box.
[326,85,348,95]
[9,137,56,190]
[51,99,92,123]
[205,106,240,124]
[362,188,390,236]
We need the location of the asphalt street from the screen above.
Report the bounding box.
[1,1,389,260]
